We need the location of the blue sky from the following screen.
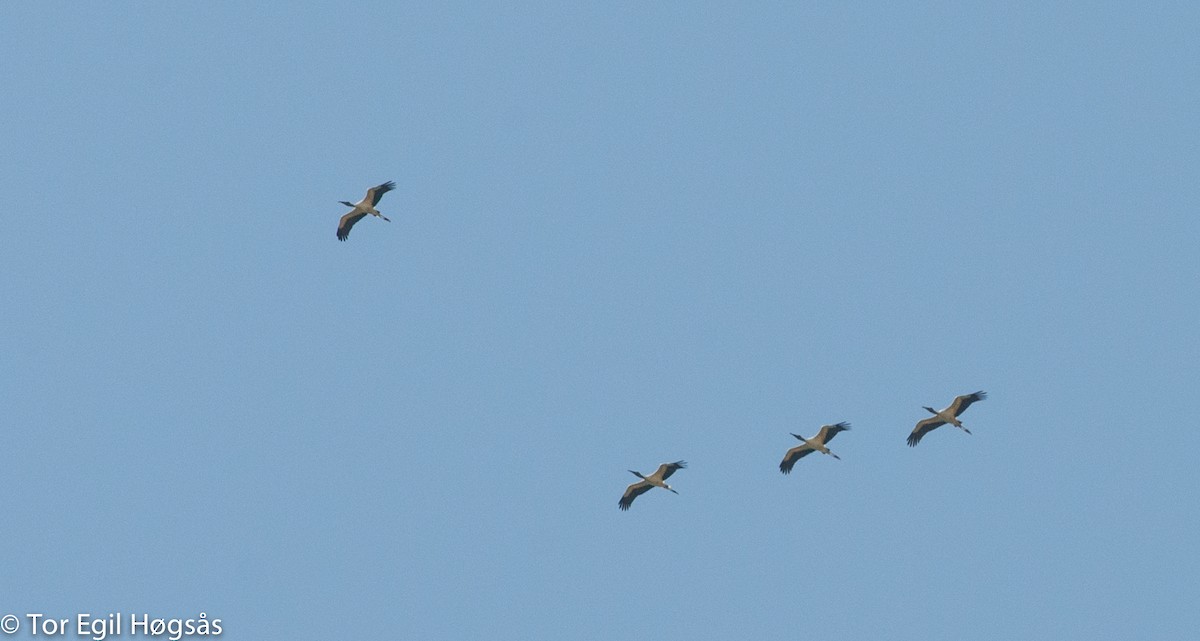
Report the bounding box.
[1,2,1197,639]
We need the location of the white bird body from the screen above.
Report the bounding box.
[619,461,686,510]
[353,201,381,216]
[907,391,987,447]
[780,422,850,474]
[645,476,674,491]
[932,407,964,427]
[802,436,832,454]
[336,181,396,241]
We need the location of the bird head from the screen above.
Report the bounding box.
[666,485,678,494]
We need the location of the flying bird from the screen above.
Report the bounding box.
[618,461,686,511]
[780,422,850,474]
[907,391,987,447]
[336,181,396,241]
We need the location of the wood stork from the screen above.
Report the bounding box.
[779,422,850,474]
[336,181,396,241]
[618,461,686,511]
[907,391,987,447]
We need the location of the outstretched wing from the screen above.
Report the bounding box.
[779,445,815,474]
[365,181,396,207]
[618,480,654,511]
[907,416,946,447]
[948,391,987,417]
[815,422,851,445]
[654,460,687,481]
[337,210,368,241]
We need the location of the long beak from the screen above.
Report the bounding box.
[668,488,678,494]
[962,426,972,435]
[830,452,841,460]
[381,215,391,222]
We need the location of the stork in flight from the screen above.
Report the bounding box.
[336,181,396,241]
[618,461,686,511]
[907,391,987,447]
[780,422,850,474]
